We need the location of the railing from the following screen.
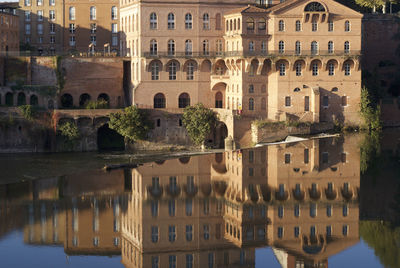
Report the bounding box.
[142,50,361,59]
[1,50,121,57]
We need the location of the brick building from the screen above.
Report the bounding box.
[0,2,19,54]
[18,0,119,55]
[120,0,362,133]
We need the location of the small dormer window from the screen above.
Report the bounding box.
[304,2,325,12]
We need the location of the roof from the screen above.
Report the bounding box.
[225,4,270,16]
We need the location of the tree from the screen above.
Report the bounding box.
[108,106,153,142]
[360,86,382,130]
[355,0,385,12]
[182,103,217,146]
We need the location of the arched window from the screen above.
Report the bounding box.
[311,41,318,55]
[154,93,166,108]
[328,41,334,53]
[278,20,285,31]
[234,19,236,31]
[279,41,284,53]
[216,39,223,55]
[185,13,192,29]
[304,2,326,12]
[150,13,157,29]
[249,98,254,111]
[249,41,254,52]
[258,18,266,30]
[5,92,13,106]
[168,13,175,29]
[312,19,318,32]
[249,84,254,93]
[344,63,351,76]
[186,62,194,80]
[295,20,301,31]
[261,41,266,53]
[215,92,223,108]
[98,93,109,106]
[202,40,209,56]
[226,20,229,31]
[90,6,96,20]
[238,18,241,30]
[69,7,75,20]
[79,93,90,107]
[168,39,175,56]
[328,20,334,31]
[344,41,350,53]
[111,6,117,20]
[185,40,192,56]
[328,63,335,76]
[296,63,302,76]
[345,20,350,32]
[230,20,233,31]
[30,95,39,106]
[168,62,177,80]
[246,18,254,31]
[61,93,73,108]
[203,13,210,30]
[279,63,286,76]
[17,92,26,105]
[312,63,319,76]
[151,61,160,80]
[150,39,157,55]
[295,41,301,55]
[216,13,221,30]
[261,98,266,110]
[179,93,190,108]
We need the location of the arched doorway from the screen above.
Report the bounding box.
[30,95,39,106]
[97,124,125,151]
[178,93,190,108]
[215,91,223,108]
[5,92,13,106]
[98,93,110,107]
[214,122,228,149]
[61,94,73,108]
[17,92,26,106]
[79,93,91,107]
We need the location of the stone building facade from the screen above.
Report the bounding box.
[0,3,19,54]
[18,0,119,54]
[120,0,362,137]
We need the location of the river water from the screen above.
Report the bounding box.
[0,130,399,268]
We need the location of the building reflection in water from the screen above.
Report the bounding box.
[0,135,361,268]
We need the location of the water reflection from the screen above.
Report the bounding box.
[0,135,363,267]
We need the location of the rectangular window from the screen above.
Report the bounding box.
[69,35,75,46]
[90,35,96,45]
[294,204,300,217]
[322,96,329,107]
[185,199,192,216]
[327,205,332,217]
[151,226,158,242]
[284,153,290,163]
[277,227,283,239]
[168,200,175,216]
[294,226,300,238]
[25,24,31,34]
[305,96,309,111]
[152,256,159,268]
[322,152,329,163]
[37,24,43,34]
[326,225,332,237]
[49,0,55,6]
[168,225,176,242]
[186,254,193,268]
[341,153,347,163]
[112,36,118,46]
[69,23,75,34]
[37,10,43,21]
[49,10,55,21]
[112,23,118,33]
[50,23,55,33]
[186,225,193,241]
[24,11,31,21]
[24,0,31,6]
[328,21,334,31]
[304,148,309,163]
[169,255,176,268]
[285,96,291,107]
[90,23,97,34]
[151,200,158,217]
[203,224,210,240]
[342,225,348,236]
[341,96,348,106]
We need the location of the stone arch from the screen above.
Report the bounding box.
[58,117,75,126]
[30,94,39,106]
[97,123,125,151]
[61,93,74,108]
[183,59,198,76]
[77,117,92,128]
[154,92,166,108]
[293,59,306,71]
[200,59,211,72]
[17,92,26,106]
[342,59,355,70]
[178,92,190,108]
[261,59,272,75]
[93,116,110,128]
[309,59,322,70]
[79,93,91,107]
[214,121,228,149]
[212,59,228,75]
[275,59,290,72]
[247,58,259,74]
[147,59,163,72]
[326,59,339,70]
[165,59,180,72]
[5,92,13,106]
[98,93,110,104]
[215,91,223,108]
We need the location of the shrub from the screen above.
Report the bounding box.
[360,86,382,131]
[19,105,36,120]
[182,103,217,146]
[109,106,153,142]
[58,121,79,141]
[85,99,109,109]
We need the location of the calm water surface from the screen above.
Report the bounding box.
[1,130,400,268]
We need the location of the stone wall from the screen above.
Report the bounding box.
[31,57,57,86]
[380,98,400,126]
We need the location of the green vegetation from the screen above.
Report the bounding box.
[360,221,400,268]
[18,105,37,121]
[182,103,217,146]
[85,99,109,109]
[56,56,65,91]
[355,0,385,12]
[360,131,381,174]
[360,86,382,130]
[253,119,312,129]
[58,122,79,141]
[109,106,153,142]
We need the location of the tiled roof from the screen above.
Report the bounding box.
[225,4,270,15]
